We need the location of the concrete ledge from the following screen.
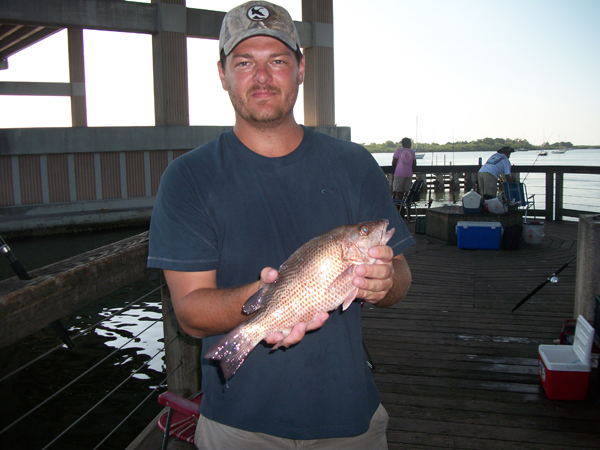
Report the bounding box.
[425,205,524,245]
[0,198,155,237]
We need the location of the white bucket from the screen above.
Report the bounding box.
[523,221,544,244]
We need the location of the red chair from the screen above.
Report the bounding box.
[157,390,203,450]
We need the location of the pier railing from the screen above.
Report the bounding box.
[381,164,600,221]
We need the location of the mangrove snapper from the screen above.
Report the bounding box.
[205,220,395,380]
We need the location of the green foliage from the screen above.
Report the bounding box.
[362,137,575,153]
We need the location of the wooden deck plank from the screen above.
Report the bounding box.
[362,218,599,449]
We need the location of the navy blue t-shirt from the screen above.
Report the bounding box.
[148,126,414,439]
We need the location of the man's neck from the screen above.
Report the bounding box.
[233,118,304,158]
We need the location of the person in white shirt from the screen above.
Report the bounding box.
[477,146,514,198]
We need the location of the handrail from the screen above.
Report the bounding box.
[381,164,600,221]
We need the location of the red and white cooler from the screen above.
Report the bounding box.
[538,315,595,401]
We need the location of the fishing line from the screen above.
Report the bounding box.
[522,133,552,183]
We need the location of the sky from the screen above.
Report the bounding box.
[1,0,599,146]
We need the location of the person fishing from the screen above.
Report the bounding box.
[477,146,515,198]
[147,2,414,448]
[391,137,417,217]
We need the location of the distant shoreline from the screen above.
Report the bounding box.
[366,146,599,154]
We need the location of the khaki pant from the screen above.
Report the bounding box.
[477,172,499,198]
[195,403,389,450]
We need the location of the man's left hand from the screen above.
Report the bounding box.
[353,245,395,305]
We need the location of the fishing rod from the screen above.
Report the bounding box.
[511,255,576,312]
[0,234,75,348]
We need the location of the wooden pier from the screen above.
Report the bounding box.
[362,219,600,449]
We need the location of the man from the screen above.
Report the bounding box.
[148,2,414,448]
[478,146,514,198]
[391,137,417,217]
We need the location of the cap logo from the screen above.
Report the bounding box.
[247,6,269,21]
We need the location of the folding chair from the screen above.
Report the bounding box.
[157,390,203,450]
[502,182,535,220]
[394,179,424,221]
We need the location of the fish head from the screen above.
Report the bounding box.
[339,220,395,264]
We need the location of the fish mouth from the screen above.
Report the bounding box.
[379,219,394,245]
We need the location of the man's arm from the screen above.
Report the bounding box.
[164,268,328,344]
[164,268,266,338]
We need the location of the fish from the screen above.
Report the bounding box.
[204,219,395,380]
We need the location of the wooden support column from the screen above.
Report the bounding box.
[555,172,564,221]
[152,0,189,126]
[302,0,334,127]
[67,28,87,127]
[574,214,600,323]
[545,172,554,221]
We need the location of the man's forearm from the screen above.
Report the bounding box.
[376,256,411,308]
[174,281,260,338]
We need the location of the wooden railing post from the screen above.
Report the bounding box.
[160,274,201,397]
[574,214,600,322]
[555,173,564,221]
[545,172,554,221]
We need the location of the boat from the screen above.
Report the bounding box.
[415,153,425,159]
[538,150,548,156]
[552,149,566,154]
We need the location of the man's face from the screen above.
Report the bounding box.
[218,36,304,129]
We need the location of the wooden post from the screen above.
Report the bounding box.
[555,172,564,221]
[574,214,600,323]
[545,172,554,221]
[161,275,201,397]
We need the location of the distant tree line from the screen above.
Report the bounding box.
[363,137,577,153]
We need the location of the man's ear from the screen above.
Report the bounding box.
[297,55,305,86]
[217,60,227,91]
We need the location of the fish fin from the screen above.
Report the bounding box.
[328,266,358,311]
[242,285,268,314]
[342,287,359,310]
[204,329,258,380]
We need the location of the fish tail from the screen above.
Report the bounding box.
[204,329,260,380]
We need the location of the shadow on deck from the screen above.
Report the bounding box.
[362,220,600,449]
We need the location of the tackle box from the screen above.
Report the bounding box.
[455,221,501,250]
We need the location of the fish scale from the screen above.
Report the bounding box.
[205,220,394,380]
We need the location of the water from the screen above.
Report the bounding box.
[373,148,600,214]
[0,227,166,450]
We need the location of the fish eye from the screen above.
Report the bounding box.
[360,225,370,236]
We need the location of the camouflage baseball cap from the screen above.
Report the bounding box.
[219,2,301,56]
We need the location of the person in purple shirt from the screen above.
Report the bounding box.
[391,137,417,217]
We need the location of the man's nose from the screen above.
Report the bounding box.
[253,63,272,84]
